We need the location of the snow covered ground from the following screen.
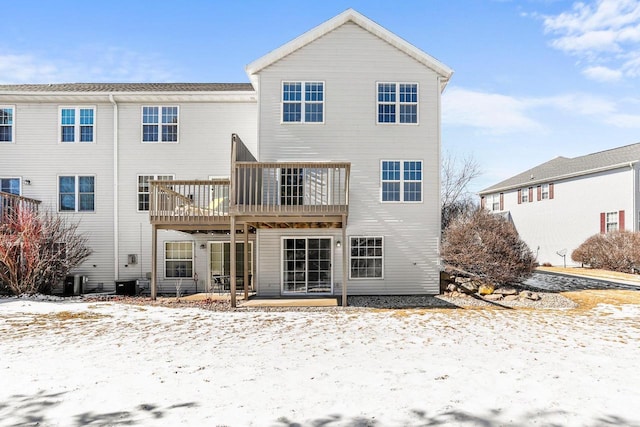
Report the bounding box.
[1,297,639,427]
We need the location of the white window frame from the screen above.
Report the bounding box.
[541,183,549,200]
[0,105,15,143]
[380,160,423,203]
[376,82,419,125]
[349,236,384,280]
[281,81,325,124]
[58,175,96,213]
[280,236,334,294]
[59,106,96,143]
[137,174,175,212]
[0,177,21,195]
[141,106,179,143]
[490,194,500,211]
[164,241,194,279]
[521,188,529,203]
[606,212,618,232]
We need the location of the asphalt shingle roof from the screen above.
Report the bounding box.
[480,142,640,194]
[0,83,254,92]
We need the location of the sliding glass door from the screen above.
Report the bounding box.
[282,237,332,294]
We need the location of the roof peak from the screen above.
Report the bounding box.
[245,8,453,90]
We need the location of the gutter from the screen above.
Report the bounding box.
[109,94,119,281]
[479,161,640,195]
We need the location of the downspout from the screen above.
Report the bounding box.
[109,94,119,281]
[632,162,637,232]
[436,77,443,269]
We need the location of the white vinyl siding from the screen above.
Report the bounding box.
[0,106,14,143]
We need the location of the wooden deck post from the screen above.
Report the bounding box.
[243,222,249,300]
[151,224,157,300]
[341,217,347,307]
[230,216,237,308]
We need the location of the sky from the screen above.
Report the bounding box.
[2,0,640,192]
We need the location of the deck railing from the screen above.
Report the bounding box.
[232,161,350,216]
[0,192,41,224]
[149,179,231,225]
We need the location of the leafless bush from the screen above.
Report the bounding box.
[0,207,92,295]
[442,209,535,284]
[571,231,640,273]
[441,153,481,231]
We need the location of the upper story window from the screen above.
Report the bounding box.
[142,106,178,142]
[377,83,418,124]
[282,82,324,123]
[606,211,618,232]
[381,160,422,202]
[0,178,20,195]
[541,183,549,200]
[489,194,502,211]
[59,175,95,212]
[521,188,529,203]
[60,107,95,143]
[137,174,175,211]
[0,106,14,143]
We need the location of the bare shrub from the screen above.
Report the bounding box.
[441,153,481,231]
[571,231,640,273]
[442,209,535,285]
[0,207,92,295]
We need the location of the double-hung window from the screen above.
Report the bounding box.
[377,83,418,124]
[381,160,423,202]
[60,107,95,143]
[137,175,175,211]
[282,81,324,123]
[0,178,20,195]
[606,212,618,232]
[350,237,384,279]
[0,106,14,143]
[59,175,95,212]
[165,242,193,278]
[142,106,179,142]
[541,183,549,200]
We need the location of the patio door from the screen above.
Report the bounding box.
[209,242,253,290]
[282,237,332,294]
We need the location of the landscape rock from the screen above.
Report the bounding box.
[483,294,503,301]
[478,284,495,295]
[503,295,519,302]
[494,287,518,295]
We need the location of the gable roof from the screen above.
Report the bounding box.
[479,142,640,195]
[245,8,453,91]
[0,83,254,93]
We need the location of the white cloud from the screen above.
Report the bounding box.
[540,0,640,81]
[442,88,542,135]
[0,47,177,84]
[581,65,624,81]
[443,87,640,133]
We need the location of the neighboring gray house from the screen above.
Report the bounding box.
[0,9,453,303]
[479,143,640,266]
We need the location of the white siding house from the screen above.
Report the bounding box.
[0,9,452,300]
[479,143,640,266]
